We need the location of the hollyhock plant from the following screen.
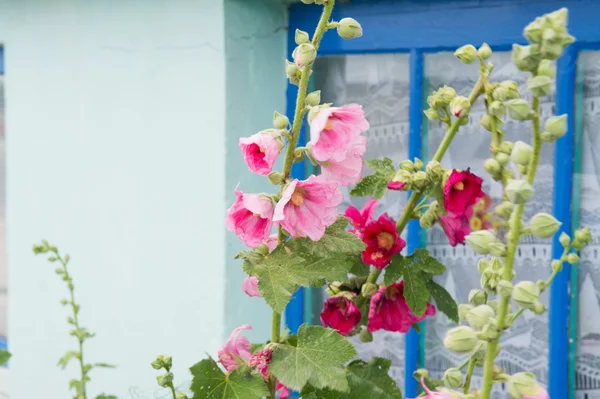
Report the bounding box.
[439,212,471,246]
[217,324,252,371]
[320,295,362,336]
[361,214,406,268]
[226,188,274,248]
[273,175,343,241]
[242,276,260,298]
[319,135,367,186]
[368,282,436,333]
[309,104,369,162]
[248,348,272,378]
[443,168,484,214]
[239,131,281,176]
[345,198,378,236]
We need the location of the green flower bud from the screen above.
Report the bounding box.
[438,85,457,104]
[480,114,492,131]
[450,96,471,117]
[517,164,528,175]
[398,160,414,172]
[505,99,531,120]
[508,372,544,399]
[268,172,284,185]
[465,230,498,255]
[523,18,544,43]
[337,18,363,40]
[543,114,568,142]
[458,304,474,321]
[285,60,301,85]
[151,358,163,370]
[391,169,413,186]
[495,152,510,167]
[444,368,464,388]
[537,59,556,78]
[478,43,492,60]
[529,212,562,239]
[273,111,290,129]
[412,171,430,190]
[488,242,507,257]
[573,226,593,249]
[501,80,521,100]
[176,393,189,399]
[293,43,317,69]
[468,289,487,306]
[512,281,540,309]
[512,44,541,72]
[533,302,546,315]
[494,201,513,219]
[467,305,495,330]
[559,232,571,248]
[547,8,568,28]
[325,281,343,296]
[541,41,564,60]
[477,259,490,274]
[360,329,373,343]
[424,108,440,121]
[479,323,501,341]
[487,300,498,313]
[444,326,479,353]
[361,282,378,298]
[414,368,429,379]
[157,372,174,388]
[162,356,173,370]
[454,44,478,64]
[490,101,506,118]
[551,259,563,273]
[295,29,310,45]
[414,158,424,171]
[505,179,534,205]
[484,158,502,177]
[499,141,514,154]
[528,75,553,97]
[492,87,509,102]
[420,212,437,229]
[497,280,513,297]
[567,253,580,264]
[305,90,321,107]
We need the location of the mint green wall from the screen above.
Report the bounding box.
[224,0,288,344]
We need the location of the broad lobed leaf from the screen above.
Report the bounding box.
[350,174,388,199]
[427,280,459,323]
[287,217,365,258]
[189,358,269,399]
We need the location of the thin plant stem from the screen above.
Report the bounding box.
[169,384,177,399]
[463,358,476,394]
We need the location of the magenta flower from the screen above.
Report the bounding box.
[439,212,471,247]
[387,181,406,191]
[417,377,457,399]
[443,169,484,214]
[344,198,378,236]
[248,348,272,378]
[239,132,281,176]
[242,276,261,298]
[226,188,274,248]
[319,135,367,186]
[368,282,436,333]
[273,175,343,241]
[217,324,252,371]
[309,104,370,163]
[276,382,290,399]
[361,214,406,269]
[320,295,362,336]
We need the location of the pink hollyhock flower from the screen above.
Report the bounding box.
[319,135,367,186]
[368,282,436,333]
[523,387,550,399]
[276,382,290,399]
[226,189,274,248]
[309,104,370,162]
[264,234,279,252]
[344,198,378,236]
[361,214,406,268]
[273,175,343,241]
[443,168,484,214]
[387,181,406,190]
[239,131,281,176]
[248,348,272,378]
[439,212,471,247]
[242,276,261,298]
[416,377,457,399]
[320,295,362,336]
[218,324,252,371]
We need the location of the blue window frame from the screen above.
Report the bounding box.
[286,1,600,398]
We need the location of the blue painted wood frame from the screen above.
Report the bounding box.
[0,47,3,75]
[287,1,600,398]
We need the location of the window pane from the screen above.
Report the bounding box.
[314,53,410,388]
[424,51,555,393]
[576,50,600,397]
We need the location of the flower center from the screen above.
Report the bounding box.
[371,251,384,260]
[377,232,395,250]
[253,213,261,217]
[291,187,306,206]
[453,181,465,191]
[325,120,333,130]
[258,146,266,153]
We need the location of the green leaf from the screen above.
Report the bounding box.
[94,363,116,368]
[384,249,446,285]
[301,357,403,399]
[366,158,396,178]
[402,265,430,317]
[95,395,117,399]
[383,255,410,286]
[426,279,459,323]
[287,217,365,257]
[189,358,269,399]
[350,174,387,198]
[0,350,10,365]
[235,249,265,276]
[349,258,370,277]
[58,351,78,369]
[270,324,357,392]
[412,248,446,275]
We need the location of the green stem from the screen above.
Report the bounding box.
[480,95,542,399]
[169,384,177,399]
[463,358,476,394]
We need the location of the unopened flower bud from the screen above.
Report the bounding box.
[414,368,429,379]
[494,201,513,219]
[517,164,528,175]
[176,393,189,399]
[151,358,163,370]
[484,158,502,177]
[511,141,532,166]
[412,171,430,189]
[529,212,561,239]
[512,44,541,72]
[541,42,564,60]
[325,281,343,296]
[392,169,413,186]
[424,108,440,121]
[489,101,506,119]
[488,242,507,257]
[479,323,500,341]
[454,44,478,64]
[295,29,310,45]
[293,43,317,69]
[450,96,471,117]
[559,232,571,248]
[360,329,373,343]
[426,160,443,181]
[512,281,540,309]
[567,253,580,264]
[533,302,546,315]
[497,280,513,297]
[397,160,414,172]
[573,227,593,249]
[438,85,457,105]
[285,60,301,85]
[444,326,479,353]
[501,80,521,99]
[478,43,492,60]
[505,99,531,120]
[487,300,498,313]
[268,172,284,185]
[477,259,490,274]
[273,111,289,129]
[547,7,568,28]
[508,372,546,399]
[467,305,495,330]
[506,179,534,205]
[543,114,568,142]
[466,230,497,255]
[480,114,493,131]
[162,356,173,370]
[305,90,321,107]
[413,158,424,171]
[444,368,464,388]
[337,18,363,40]
[551,259,563,273]
[157,372,174,387]
[492,87,509,102]
[528,75,553,97]
[537,59,556,78]
[524,18,544,43]
[468,289,486,306]
[361,282,378,298]
[493,153,509,167]
[499,141,514,154]
[459,304,474,321]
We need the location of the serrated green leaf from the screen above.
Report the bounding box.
[402,266,430,317]
[384,255,410,286]
[350,174,386,198]
[385,249,446,286]
[58,351,78,369]
[373,181,388,200]
[412,248,446,275]
[189,358,269,399]
[426,279,459,323]
[287,217,365,257]
[235,250,265,276]
[301,393,318,399]
[366,158,396,178]
[349,258,370,277]
[301,357,402,399]
[270,324,357,392]
[0,350,10,365]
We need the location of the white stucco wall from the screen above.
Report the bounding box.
[0,1,226,398]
